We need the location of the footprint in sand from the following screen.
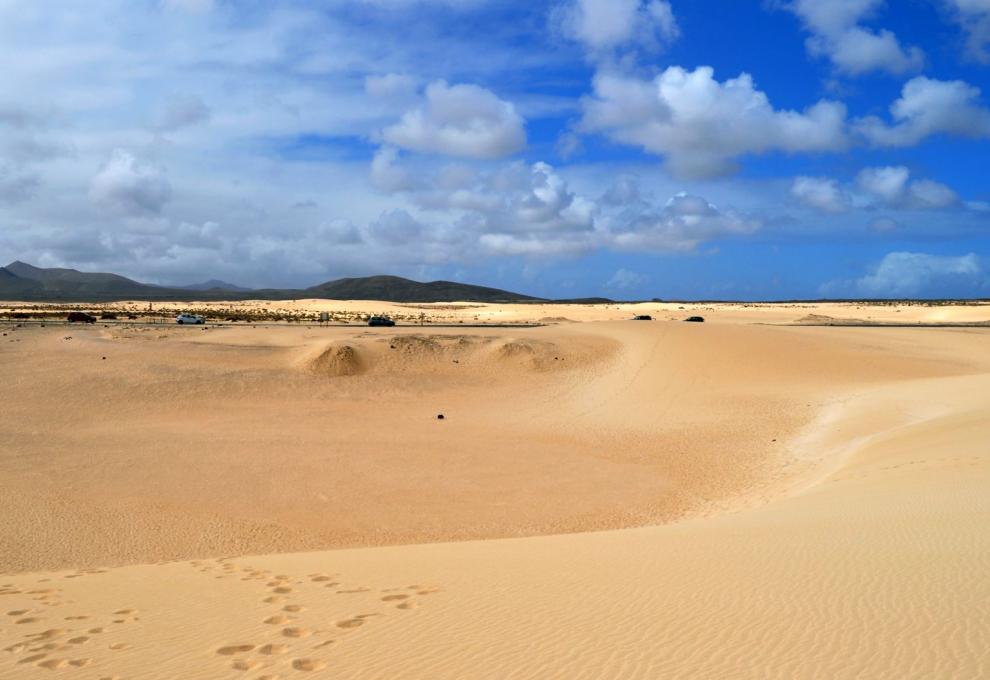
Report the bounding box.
[264,595,287,604]
[18,653,48,664]
[68,636,90,644]
[38,658,69,669]
[292,658,327,671]
[231,658,261,671]
[259,643,290,655]
[108,642,130,650]
[335,618,364,629]
[33,628,67,640]
[6,609,29,616]
[283,605,305,613]
[381,594,409,602]
[15,617,41,624]
[69,658,92,667]
[282,627,312,638]
[273,586,293,594]
[216,644,255,655]
[264,615,291,625]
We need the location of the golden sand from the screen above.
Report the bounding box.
[1,300,988,678]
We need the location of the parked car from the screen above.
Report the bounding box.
[684,316,705,323]
[67,312,96,324]
[368,316,395,327]
[176,313,205,325]
[633,315,653,321]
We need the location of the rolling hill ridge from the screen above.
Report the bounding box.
[0,261,543,303]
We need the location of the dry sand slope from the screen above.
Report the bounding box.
[1,305,989,679]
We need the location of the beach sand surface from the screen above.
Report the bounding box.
[1,301,988,678]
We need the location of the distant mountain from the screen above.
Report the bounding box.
[305,275,539,303]
[0,265,43,297]
[3,261,166,300]
[0,262,543,303]
[178,279,251,292]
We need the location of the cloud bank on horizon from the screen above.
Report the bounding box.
[0,0,988,299]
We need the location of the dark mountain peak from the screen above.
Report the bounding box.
[306,274,539,303]
[179,279,251,292]
[6,260,53,277]
[0,262,541,303]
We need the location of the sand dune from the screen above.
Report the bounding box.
[1,301,988,678]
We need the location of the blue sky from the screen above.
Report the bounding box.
[1,0,988,299]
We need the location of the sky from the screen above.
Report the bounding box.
[1,0,989,300]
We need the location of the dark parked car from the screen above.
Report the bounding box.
[633,315,653,321]
[67,312,96,324]
[684,316,705,323]
[368,316,395,327]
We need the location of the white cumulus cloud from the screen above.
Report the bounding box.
[580,66,849,178]
[367,153,761,257]
[856,76,990,147]
[556,0,679,57]
[382,80,526,159]
[791,176,849,213]
[856,166,959,208]
[782,0,924,75]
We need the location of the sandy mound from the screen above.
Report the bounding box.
[491,339,562,371]
[795,313,871,325]
[308,344,365,376]
[385,334,475,359]
[302,334,580,378]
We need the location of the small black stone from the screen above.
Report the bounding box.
[437,414,445,420]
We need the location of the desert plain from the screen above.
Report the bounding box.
[1,299,988,679]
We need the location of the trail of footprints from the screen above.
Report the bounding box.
[1,560,441,677]
[195,558,442,676]
[831,453,986,482]
[0,573,139,675]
